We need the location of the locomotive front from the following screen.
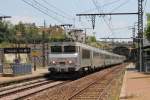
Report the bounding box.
[48,42,79,73]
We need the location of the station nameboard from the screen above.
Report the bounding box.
[4,48,30,53]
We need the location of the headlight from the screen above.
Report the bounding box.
[52,61,56,64]
[68,60,72,64]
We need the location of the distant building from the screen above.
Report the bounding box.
[38,25,65,39]
[68,29,86,42]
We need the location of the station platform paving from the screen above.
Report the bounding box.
[120,63,150,100]
[0,68,49,85]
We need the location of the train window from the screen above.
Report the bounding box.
[51,46,62,53]
[82,49,90,58]
[93,52,99,57]
[100,54,104,58]
[64,46,76,53]
[105,55,109,59]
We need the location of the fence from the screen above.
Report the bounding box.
[3,64,32,76]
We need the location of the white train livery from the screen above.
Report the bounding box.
[48,42,126,73]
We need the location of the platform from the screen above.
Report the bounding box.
[0,68,49,85]
[120,63,150,100]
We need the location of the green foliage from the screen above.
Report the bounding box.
[0,21,15,43]
[147,13,150,26]
[0,42,12,48]
[0,21,43,43]
[86,36,102,48]
[87,36,96,43]
[145,13,150,41]
[49,33,65,42]
[0,21,76,44]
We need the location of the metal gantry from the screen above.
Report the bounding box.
[42,20,46,67]
[76,13,138,29]
[76,0,144,72]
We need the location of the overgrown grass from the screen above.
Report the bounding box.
[0,42,14,48]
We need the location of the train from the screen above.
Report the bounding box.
[48,42,126,73]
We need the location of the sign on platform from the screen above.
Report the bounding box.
[4,48,30,53]
[31,50,41,57]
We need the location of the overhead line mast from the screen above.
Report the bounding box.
[138,0,144,72]
[76,0,144,72]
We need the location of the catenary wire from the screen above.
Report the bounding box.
[22,0,64,23]
[32,0,72,20]
[111,0,131,12]
[41,0,73,19]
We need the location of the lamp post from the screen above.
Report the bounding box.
[16,32,22,61]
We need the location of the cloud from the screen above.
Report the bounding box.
[7,16,36,24]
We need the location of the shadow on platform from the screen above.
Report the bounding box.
[126,68,137,71]
[130,76,150,79]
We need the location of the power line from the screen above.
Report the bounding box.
[22,0,64,23]
[75,0,92,29]
[41,0,73,19]
[91,0,114,34]
[77,13,138,16]
[32,0,71,20]
[111,0,131,12]
[143,0,147,12]
[80,0,122,14]
[111,26,133,30]
[101,0,122,8]
[108,0,131,37]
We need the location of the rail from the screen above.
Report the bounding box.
[0,79,67,100]
[68,64,124,100]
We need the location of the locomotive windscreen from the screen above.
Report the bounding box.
[64,46,76,53]
[51,46,62,53]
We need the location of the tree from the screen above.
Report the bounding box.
[145,13,150,40]
[0,21,15,43]
[14,22,42,43]
[48,26,65,41]
[87,36,97,43]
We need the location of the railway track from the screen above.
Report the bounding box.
[67,64,124,100]
[0,78,67,100]
[28,63,126,100]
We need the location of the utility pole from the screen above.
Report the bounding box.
[131,27,136,47]
[83,28,92,43]
[138,0,144,72]
[42,20,46,67]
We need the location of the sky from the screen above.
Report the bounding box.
[0,0,150,41]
